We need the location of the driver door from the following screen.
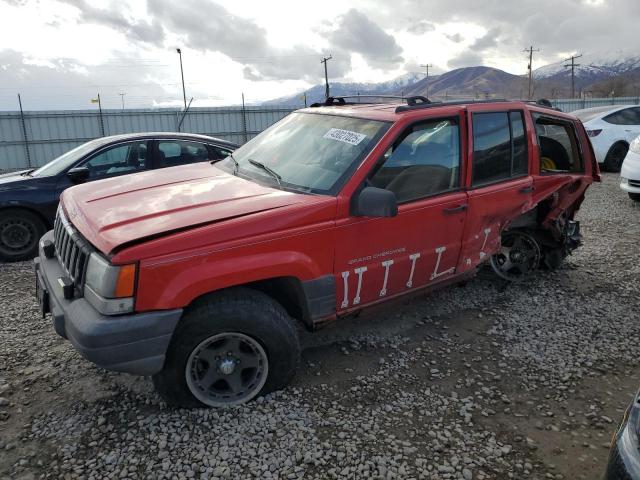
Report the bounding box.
[334,117,468,312]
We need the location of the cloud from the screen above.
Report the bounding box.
[408,20,435,35]
[59,0,165,45]
[448,51,483,69]
[326,9,404,70]
[446,33,464,43]
[147,0,344,82]
[470,27,500,51]
[0,49,181,110]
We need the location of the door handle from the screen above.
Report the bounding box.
[519,185,534,193]
[443,204,467,214]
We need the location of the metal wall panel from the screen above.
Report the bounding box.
[552,96,640,112]
[7,98,638,171]
[0,106,294,171]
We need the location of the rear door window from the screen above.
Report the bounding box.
[471,111,529,186]
[156,140,212,168]
[533,114,583,173]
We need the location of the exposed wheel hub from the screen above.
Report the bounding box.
[490,231,541,282]
[218,357,237,375]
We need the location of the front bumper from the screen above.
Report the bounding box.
[34,230,182,375]
[605,391,640,480]
[621,150,640,193]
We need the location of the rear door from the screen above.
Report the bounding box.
[457,107,533,273]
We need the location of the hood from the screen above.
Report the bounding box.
[62,163,320,254]
[0,170,33,188]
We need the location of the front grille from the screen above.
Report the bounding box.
[53,208,92,290]
[629,179,640,188]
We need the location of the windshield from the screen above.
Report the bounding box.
[218,112,389,195]
[32,138,106,177]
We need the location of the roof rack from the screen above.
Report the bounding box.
[394,98,562,113]
[310,95,431,108]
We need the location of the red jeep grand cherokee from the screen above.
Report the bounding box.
[34,97,599,407]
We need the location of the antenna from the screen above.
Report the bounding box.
[563,53,583,99]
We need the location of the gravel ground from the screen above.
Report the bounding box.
[1,173,639,480]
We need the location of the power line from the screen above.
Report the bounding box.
[563,53,583,99]
[523,46,539,100]
[420,63,433,98]
[321,55,332,100]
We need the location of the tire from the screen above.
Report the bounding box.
[152,287,300,408]
[0,209,47,262]
[629,192,640,202]
[603,142,628,173]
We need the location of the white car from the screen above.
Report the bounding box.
[620,136,640,201]
[572,105,640,172]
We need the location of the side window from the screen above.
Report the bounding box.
[604,108,640,126]
[83,142,147,180]
[533,114,582,173]
[157,140,211,168]
[369,119,460,203]
[472,111,529,186]
[209,146,233,161]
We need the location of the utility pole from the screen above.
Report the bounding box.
[321,55,332,99]
[119,93,126,110]
[420,63,433,98]
[523,46,539,100]
[176,48,187,109]
[563,53,583,99]
[17,94,31,168]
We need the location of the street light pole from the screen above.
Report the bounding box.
[119,93,126,110]
[176,48,187,109]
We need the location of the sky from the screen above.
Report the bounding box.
[0,0,638,110]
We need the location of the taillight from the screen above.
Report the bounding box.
[587,129,602,137]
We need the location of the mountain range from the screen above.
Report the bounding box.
[264,52,640,106]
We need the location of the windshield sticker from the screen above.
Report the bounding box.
[323,128,367,146]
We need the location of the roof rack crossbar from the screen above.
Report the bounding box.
[310,95,431,108]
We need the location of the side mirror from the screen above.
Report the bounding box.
[67,166,90,183]
[352,186,398,217]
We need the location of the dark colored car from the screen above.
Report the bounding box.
[0,132,237,261]
[605,389,640,479]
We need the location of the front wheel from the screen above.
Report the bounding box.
[153,288,300,408]
[0,209,46,262]
[629,192,640,202]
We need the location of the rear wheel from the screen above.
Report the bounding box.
[153,288,300,408]
[0,209,46,262]
[603,142,628,172]
[490,230,541,282]
[629,192,640,202]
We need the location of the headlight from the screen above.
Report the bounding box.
[84,253,136,315]
[630,137,640,154]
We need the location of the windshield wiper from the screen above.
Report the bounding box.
[248,159,281,186]
[21,168,35,177]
